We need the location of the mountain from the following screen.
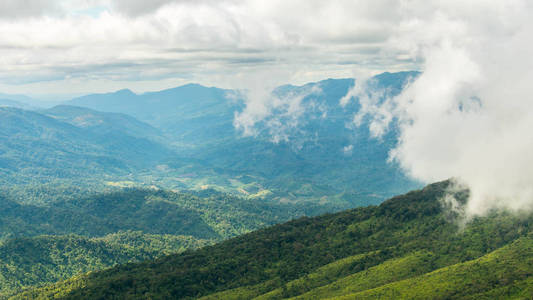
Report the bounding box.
[0,93,34,103]
[186,72,420,203]
[0,106,172,187]
[43,105,162,139]
[18,181,533,299]
[0,234,161,296]
[0,233,212,297]
[0,93,63,109]
[64,72,421,206]
[67,85,236,143]
[0,98,31,109]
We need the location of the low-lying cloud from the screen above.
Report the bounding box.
[233,76,322,145]
[345,0,533,216]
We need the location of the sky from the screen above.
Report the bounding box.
[0,0,417,97]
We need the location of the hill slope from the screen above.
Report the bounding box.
[0,189,327,242]
[43,105,162,139]
[0,107,171,186]
[18,180,533,299]
[0,234,163,296]
[0,188,330,296]
[1,75,421,208]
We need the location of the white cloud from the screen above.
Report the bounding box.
[0,0,414,95]
[110,0,176,16]
[232,68,322,144]
[346,0,533,216]
[2,0,531,218]
[342,144,353,155]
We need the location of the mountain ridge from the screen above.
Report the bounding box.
[17,180,533,299]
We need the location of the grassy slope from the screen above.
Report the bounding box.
[335,236,533,299]
[15,181,533,299]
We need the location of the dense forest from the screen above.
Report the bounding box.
[0,188,329,297]
[16,181,533,299]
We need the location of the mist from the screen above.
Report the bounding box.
[343,0,533,216]
[232,69,322,145]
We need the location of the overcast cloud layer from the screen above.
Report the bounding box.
[0,0,413,95]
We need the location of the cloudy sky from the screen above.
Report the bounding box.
[0,0,419,97]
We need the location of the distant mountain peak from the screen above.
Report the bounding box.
[115,88,136,95]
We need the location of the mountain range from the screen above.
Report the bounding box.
[1,71,421,209]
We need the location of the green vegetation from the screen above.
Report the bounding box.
[0,233,212,298]
[0,188,330,241]
[333,237,533,299]
[17,180,533,299]
[0,187,331,296]
[8,74,521,299]
[0,106,171,191]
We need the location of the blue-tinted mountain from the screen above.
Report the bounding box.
[0,98,31,109]
[43,105,162,139]
[67,85,237,145]
[65,72,421,205]
[0,107,172,185]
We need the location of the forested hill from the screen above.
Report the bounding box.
[18,180,533,299]
[43,105,162,139]
[0,188,329,241]
[0,106,171,187]
[0,188,331,297]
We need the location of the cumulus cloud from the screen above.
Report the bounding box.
[346,0,533,216]
[340,73,397,138]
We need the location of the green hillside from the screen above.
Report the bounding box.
[0,106,171,187]
[0,189,329,242]
[0,233,212,297]
[17,180,533,299]
[0,187,335,297]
